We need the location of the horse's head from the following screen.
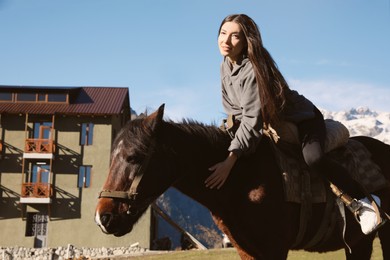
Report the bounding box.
[95,104,172,237]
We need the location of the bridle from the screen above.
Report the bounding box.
[98,140,155,215]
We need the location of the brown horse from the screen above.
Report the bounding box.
[95,104,390,259]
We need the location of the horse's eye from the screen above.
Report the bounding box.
[126,155,142,164]
[126,156,136,163]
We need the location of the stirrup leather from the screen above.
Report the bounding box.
[334,191,362,221]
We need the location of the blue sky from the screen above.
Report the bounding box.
[0,0,389,123]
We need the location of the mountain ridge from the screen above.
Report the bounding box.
[321,107,390,144]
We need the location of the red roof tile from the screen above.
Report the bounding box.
[0,86,129,116]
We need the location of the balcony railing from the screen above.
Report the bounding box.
[21,182,52,198]
[25,139,54,154]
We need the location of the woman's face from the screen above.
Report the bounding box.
[218,21,246,64]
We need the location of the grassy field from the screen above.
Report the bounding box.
[113,238,383,260]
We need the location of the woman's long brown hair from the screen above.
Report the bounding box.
[218,14,288,125]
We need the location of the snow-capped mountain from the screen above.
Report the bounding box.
[321,107,390,144]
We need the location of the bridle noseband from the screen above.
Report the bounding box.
[98,140,155,215]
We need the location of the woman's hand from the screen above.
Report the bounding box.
[205,152,238,189]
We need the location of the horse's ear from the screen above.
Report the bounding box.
[154,104,165,125]
[145,104,165,130]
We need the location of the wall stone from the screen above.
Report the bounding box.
[0,243,148,260]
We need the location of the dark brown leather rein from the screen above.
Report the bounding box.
[98,140,155,215]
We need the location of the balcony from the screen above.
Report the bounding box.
[23,139,55,159]
[20,182,53,204]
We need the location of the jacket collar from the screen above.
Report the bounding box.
[223,56,249,75]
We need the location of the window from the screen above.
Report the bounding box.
[1,91,68,103]
[25,213,48,237]
[0,92,13,102]
[78,165,92,188]
[16,93,36,102]
[47,93,67,102]
[33,122,52,140]
[32,165,50,183]
[80,123,94,145]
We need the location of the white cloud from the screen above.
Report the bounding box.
[289,78,390,112]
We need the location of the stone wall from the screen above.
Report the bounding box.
[0,243,148,260]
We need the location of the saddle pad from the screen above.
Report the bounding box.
[280,139,389,203]
[329,139,389,192]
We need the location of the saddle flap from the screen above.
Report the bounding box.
[279,139,388,204]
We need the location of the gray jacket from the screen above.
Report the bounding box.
[221,57,316,157]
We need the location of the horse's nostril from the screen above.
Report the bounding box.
[100,213,112,227]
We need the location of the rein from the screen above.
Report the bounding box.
[98,140,156,215]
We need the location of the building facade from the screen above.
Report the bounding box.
[0,86,153,248]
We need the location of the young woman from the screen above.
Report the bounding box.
[204,13,382,235]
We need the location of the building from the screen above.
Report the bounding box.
[0,86,154,248]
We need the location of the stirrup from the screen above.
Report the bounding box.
[330,184,387,234]
[358,195,388,235]
[344,194,386,235]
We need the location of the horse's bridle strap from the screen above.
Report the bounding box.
[98,138,155,203]
[98,190,136,200]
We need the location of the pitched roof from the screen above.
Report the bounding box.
[0,86,130,116]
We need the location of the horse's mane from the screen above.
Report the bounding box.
[112,117,228,159]
[169,118,226,146]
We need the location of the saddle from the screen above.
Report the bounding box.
[263,119,388,203]
[263,119,389,249]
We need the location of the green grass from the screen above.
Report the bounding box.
[113,238,382,259]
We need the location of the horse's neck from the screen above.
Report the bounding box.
[162,122,229,207]
[168,134,281,214]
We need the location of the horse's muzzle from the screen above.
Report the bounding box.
[95,210,133,237]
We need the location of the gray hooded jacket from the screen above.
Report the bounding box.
[221,57,316,157]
